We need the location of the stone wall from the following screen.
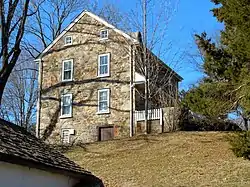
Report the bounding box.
[40,14,132,144]
[136,120,162,134]
[134,107,181,135]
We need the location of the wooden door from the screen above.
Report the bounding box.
[99,127,114,141]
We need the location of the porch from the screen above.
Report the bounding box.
[134,108,163,134]
[132,72,179,134]
[134,108,163,124]
[133,72,164,134]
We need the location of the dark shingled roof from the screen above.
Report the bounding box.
[0,118,90,178]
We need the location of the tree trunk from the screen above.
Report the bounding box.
[143,0,149,134]
[243,117,249,131]
[0,79,7,105]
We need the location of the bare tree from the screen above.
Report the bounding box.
[126,0,182,133]
[0,0,38,104]
[25,0,90,53]
[0,52,37,131]
[24,0,126,55]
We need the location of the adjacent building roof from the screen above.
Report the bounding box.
[0,118,97,181]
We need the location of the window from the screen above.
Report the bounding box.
[61,94,73,118]
[64,36,72,46]
[62,59,73,81]
[98,53,110,77]
[62,129,70,144]
[98,89,110,113]
[100,29,108,40]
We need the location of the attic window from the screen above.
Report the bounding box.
[100,29,108,40]
[64,36,72,46]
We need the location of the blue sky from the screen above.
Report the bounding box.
[167,0,223,90]
[99,0,224,90]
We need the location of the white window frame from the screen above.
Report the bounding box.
[64,36,73,46]
[62,59,74,82]
[61,129,70,144]
[98,53,110,77]
[100,29,109,40]
[60,93,73,118]
[97,88,110,114]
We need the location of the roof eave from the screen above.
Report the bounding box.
[36,10,138,59]
[0,152,92,180]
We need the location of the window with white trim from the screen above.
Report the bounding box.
[62,59,73,81]
[100,29,108,40]
[62,129,70,144]
[61,94,73,117]
[64,36,72,46]
[98,89,110,113]
[98,53,110,77]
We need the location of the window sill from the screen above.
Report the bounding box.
[59,115,73,119]
[64,43,73,47]
[61,79,74,83]
[96,111,110,115]
[99,38,109,41]
[97,74,110,78]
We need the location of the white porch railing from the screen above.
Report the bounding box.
[134,108,163,122]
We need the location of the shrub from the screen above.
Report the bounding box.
[228,131,250,160]
[179,108,241,131]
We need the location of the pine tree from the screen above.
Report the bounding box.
[184,0,250,129]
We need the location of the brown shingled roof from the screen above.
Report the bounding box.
[0,118,92,179]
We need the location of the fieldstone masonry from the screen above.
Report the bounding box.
[40,13,132,144]
[38,12,182,144]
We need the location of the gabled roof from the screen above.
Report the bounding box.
[36,10,138,59]
[36,10,182,81]
[148,49,183,81]
[0,118,97,180]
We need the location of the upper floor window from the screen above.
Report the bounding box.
[62,59,73,81]
[64,36,73,46]
[61,93,73,118]
[100,29,108,40]
[98,89,110,113]
[98,53,110,77]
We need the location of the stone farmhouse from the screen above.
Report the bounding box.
[35,10,183,144]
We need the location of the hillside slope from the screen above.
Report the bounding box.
[66,132,250,187]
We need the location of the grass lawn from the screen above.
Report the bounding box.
[66,132,250,187]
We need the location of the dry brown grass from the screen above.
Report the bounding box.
[66,132,250,187]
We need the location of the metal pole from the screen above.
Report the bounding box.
[143,0,149,134]
[35,58,42,138]
[130,44,134,137]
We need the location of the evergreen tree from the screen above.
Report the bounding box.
[184,0,250,129]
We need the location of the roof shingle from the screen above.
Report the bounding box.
[0,118,89,177]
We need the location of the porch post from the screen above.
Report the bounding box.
[160,108,163,132]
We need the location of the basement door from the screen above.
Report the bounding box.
[99,126,114,141]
